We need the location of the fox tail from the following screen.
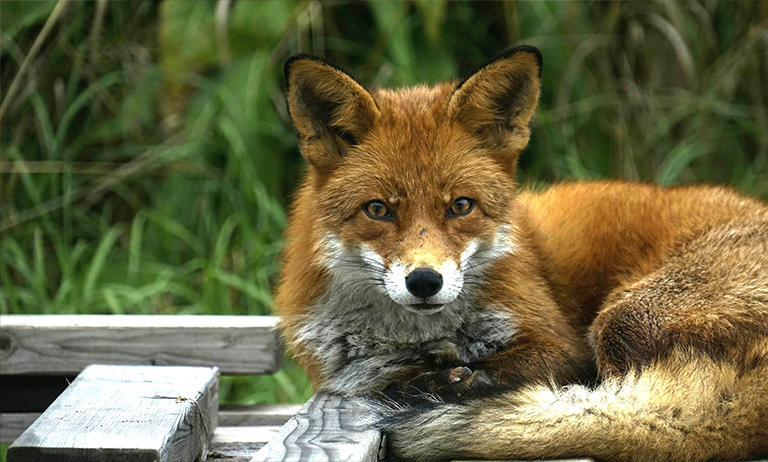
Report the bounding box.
[365,344,768,462]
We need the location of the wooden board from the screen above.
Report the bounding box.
[0,405,303,445]
[252,393,383,462]
[208,426,284,462]
[7,364,219,462]
[0,315,282,375]
[0,412,40,444]
[219,404,303,426]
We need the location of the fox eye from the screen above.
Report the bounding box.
[335,129,357,146]
[363,200,394,221]
[447,197,475,218]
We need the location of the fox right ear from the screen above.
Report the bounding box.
[447,46,542,176]
[285,55,379,172]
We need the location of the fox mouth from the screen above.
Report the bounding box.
[402,303,445,315]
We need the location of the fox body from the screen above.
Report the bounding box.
[277,47,768,461]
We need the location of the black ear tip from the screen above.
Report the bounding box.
[515,45,543,76]
[284,54,316,88]
[284,54,346,88]
[491,45,543,78]
[455,45,543,91]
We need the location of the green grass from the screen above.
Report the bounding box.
[1,0,767,417]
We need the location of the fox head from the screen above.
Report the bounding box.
[283,47,541,316]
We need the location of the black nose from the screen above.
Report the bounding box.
[405,268,443,298]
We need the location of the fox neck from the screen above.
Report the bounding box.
[295,272,518,393]
[293,218,528,393]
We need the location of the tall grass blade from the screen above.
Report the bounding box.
[82,226,121,310]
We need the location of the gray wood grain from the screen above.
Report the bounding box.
[7,364,219,462]
[0,405,302,445]
[0,315,282,375]
[0,412,40,444]
[252,393,383,462]
[213,426,283,444]
[207,425,284,462]
[219,404,302,426]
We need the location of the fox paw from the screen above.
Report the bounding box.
[379,366,504,407]
[447,366,474,384]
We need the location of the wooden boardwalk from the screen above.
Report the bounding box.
[1,315,386,462]
[8,365,218,462]
[4,314,761,462]
[4,402,304,462]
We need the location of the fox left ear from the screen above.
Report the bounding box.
[447,46,542,174]
[285,55,379,173]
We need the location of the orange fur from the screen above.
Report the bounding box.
[276,48,768,461]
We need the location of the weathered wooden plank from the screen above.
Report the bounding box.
[252,392,383,462]
[0,315,282,375]
[7,364,219,462]
[0,412,40,444]
[213,425,283,444]
[208,426,283,462]
[219,404,303,426]
[209,443,265,462]
[0,404,301,445]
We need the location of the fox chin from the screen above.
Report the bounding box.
[274,46,768,461]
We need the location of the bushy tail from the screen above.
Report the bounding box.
[367,344,768,462]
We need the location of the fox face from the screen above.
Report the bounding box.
[284,48,540,316]
[316,125,519,314]
[280,48,543,391]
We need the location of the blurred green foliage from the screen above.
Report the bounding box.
[1,0,767,415]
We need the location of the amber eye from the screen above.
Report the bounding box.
[447,197,475,218]
[363,200,394,221]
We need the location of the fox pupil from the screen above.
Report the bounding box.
[364,200,392,220]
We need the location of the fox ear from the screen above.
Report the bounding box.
[447,46,542,174]
[285,55,379,172]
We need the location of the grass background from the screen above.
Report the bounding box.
[1,1,767,448]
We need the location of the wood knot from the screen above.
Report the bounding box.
[0,332,15,358]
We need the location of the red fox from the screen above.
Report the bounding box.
[276,46,768,461]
